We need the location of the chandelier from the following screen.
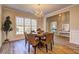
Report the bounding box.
[34,4,44,18]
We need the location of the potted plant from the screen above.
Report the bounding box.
[2,16,13,42]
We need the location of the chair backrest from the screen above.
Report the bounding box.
[24,32,28,41]
[45,33,54,44]
[28,34,37,46]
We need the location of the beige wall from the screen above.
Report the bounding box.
[2,7,39,41]
[37,18,44,30]
[70,5,79,45]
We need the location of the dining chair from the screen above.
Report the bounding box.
[24,32,28,46]
[42,33,54,52]
[28,34,38,54]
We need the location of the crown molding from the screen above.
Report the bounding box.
[45,4,78,18]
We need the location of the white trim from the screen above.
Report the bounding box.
[45,5,78,18]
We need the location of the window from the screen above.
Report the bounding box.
[16,17,24,34]
[25,18,31,34]
[16,17,37,34]
[51,22,57,32]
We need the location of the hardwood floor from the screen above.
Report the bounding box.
[0,36,79,54]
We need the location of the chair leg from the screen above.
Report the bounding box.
[45,44,48,53]
[52,39,54,46]
[25,40,27,46]
[33,46,36,54]
[28,43,30,53]
[52,40,54,50]
[25,41,27,46]
[50,43,52,51]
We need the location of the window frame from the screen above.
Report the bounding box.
[16,16,37,35]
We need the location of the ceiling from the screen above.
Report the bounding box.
[3,4,71,16]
